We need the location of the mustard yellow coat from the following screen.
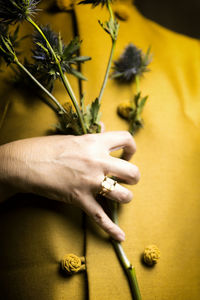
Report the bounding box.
[0,1,200,299]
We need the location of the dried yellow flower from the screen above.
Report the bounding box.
[143,245,160,266]
[61,253,86,275]
[117,101,132,119]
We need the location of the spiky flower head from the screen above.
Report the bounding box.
[79,0,112,7]
[111,43,151,83]
[0,0,41,24]
[31,25,91,90]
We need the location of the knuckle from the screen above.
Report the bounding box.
[93,211,113,234]
[93,211,104,225]
[82,133,96,147]
[120,189,133,203]
[92,209,117,236]
[83,133,95,142]
[123,131,132,142]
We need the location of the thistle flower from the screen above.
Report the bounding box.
[79,0,112,7]
[111,43,151,83]
[31,25,91,89]
[0,0,41,24]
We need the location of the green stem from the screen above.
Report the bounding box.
[15,58,66,114]
[98,2,117,102]
[26,16,59,63]
[111,240,142,300]
[26,17,87,134]
[98,40,116,102]
[110,202,142,300]
[135,75,140,94]
[56,64,87,134]
[107,1,114,22]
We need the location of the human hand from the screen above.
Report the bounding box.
[0,131,140,242]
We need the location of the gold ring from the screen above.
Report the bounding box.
[99,176,117,196]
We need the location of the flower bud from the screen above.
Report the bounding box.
[117,101,132,119]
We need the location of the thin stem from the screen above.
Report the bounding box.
[56,64,87,134]
[107,1,114,22]
[26,17,87,134]
[15,58,66,114]
[98,40,116,102]
[111,240,142,300]
[98,2,117,102]
[110,202,142,300]
[26,16,59,63]
[135,75,140,94]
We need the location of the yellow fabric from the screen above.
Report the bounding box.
[75,2,200,299]
[0,1,200,299]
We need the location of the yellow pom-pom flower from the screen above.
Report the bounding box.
[117,101,132,120]
[61,253,86,275]
[143,245,160,266]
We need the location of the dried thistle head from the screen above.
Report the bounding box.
[31,25,91,89]
[111,43,151,83]
[0,0,41,24]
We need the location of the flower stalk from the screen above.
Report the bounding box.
[98,39,116,102]
[135,74,140,94]
[14,57,67,114]
[98,0,118,102]
[98,2,142,297]
[26,16,87,134]
[110,202,142,300]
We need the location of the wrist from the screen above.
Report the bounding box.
[0,142,25,202]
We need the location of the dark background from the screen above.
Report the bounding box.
[134,0,200,39]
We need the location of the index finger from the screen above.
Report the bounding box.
[80,194,125,242]
[99,131,136,161]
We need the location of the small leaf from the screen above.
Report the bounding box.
[12,25,19,42]
[90,97,100,124]
[70,68,87,80]
[72,56,91,63]
[62,37,81,60]
[35,42,49,55]
[138,96,148,114]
